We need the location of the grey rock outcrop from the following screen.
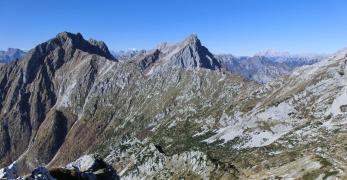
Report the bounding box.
[160,34,221,70]
[0,162,19,179]
[27,166,56,180]
[137,49,160,71]
[130,34,221,75]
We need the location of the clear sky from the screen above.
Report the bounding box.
[0,0,347,55]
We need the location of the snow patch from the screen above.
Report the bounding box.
[257,102,296,121]
[192,128,209,137]
[243,124,291,148]
[168,120,177,128]
[203,125,243,144]
[145,66,155,76]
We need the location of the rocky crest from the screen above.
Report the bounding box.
[158,34,221,70]
[130,34,221,76]
[0,154,118,180]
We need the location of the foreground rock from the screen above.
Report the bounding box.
[51,154,118,180]
[0,155,118,180]
[0,162,19,179]
[26,167,56,180]
[61,154,119,179]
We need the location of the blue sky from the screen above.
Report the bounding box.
[0,0,347,55]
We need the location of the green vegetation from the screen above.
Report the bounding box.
[302,170,322,180]
[323,170,339,180]
[317,156,332,168]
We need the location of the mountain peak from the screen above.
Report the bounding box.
[40,32,116,61]
[184,33,198,42]
[7,48,23,52]
[135,33,221,72]
[159,33,220,70]
[56,31,83,38]
[182,33,201,47]
[254,49,290,57]
[53,32,85,45]
[88,38,112,57]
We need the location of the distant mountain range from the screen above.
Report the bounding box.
[0,48,26,63]
[216,52,325,83]
[111,49,146,61]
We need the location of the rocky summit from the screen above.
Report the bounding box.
[0,32,347,179]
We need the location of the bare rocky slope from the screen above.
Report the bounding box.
[0,32,347,179]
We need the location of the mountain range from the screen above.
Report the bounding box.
[111,49,146,61]
[0,48,26,63]
[0,32,346,179]
[110,47,326,84]
[217,53,324,83]
[1,44,326,84]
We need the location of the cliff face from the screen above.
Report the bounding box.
[0,32,116,171]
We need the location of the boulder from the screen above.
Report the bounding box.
[0,162,20,179]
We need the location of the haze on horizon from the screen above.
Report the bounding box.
[0,0,346,56]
